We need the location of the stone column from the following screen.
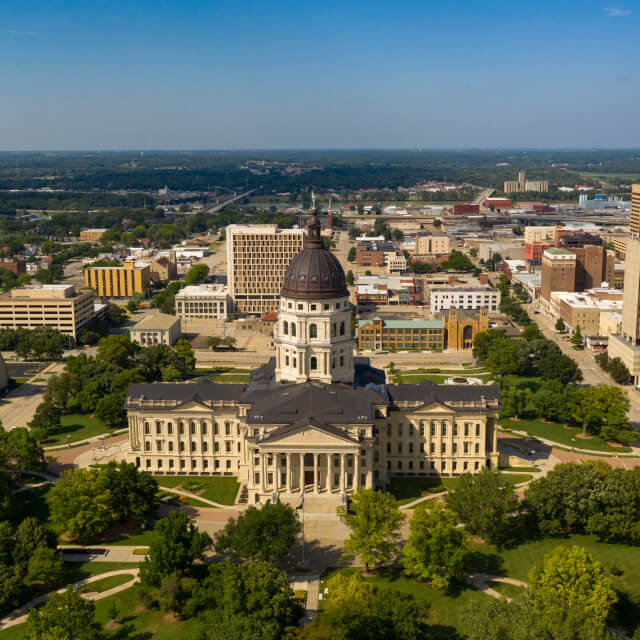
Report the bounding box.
[327,454,332,492]
[260,453,265,492]
[299,453,304,493]
[354,453,360,489]
[286,453,291,492]
[340,453,345,491]
[274,453,280,491]
[313,453,319,494]
[250,448,255,487]
[492,421,497,454]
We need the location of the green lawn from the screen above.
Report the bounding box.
[500,417,632,453]
[472,534,640,631]
[63,562,140,584]
[501,375,544,392]
[487,580,526,600]
[43,413,112,446]
[153,475,239,505]
[81,574,135,594]
[388,474,533,506]
[0,585,203,640]
[319,567,487,637]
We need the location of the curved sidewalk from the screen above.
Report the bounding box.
[0,568,139,630]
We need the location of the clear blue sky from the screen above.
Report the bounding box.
[0,0,638,150]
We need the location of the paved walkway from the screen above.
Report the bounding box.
[58,545,150,562]
[0,569,139,630]
[463,572,528,601]
[159,486,239,510]
[43,429,128,451]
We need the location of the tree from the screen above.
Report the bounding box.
[13,517,57,567]
[525,463,602,536]
[173,338,195,374]
[555,318,566,332]
[48,468,114,540]
[214,502,301,564]
[25,588,103,640]
[96,334,140,369]
[3,428,44,479]
[569,385,632,440]
[401,502,468,590]
[347,247,356,262]
[191,561,303,638]
[95,392,126,427]
[337,488,404,572]
[571,325,584,349]
[140,512,212,587]
[102,461,158,523]
[207,336,223,350]
[529,546,617,626]
[221,336,237,350]
[28,399,62,439]
[184,263,209,285]
[500,385,533,420]
[607,357,630,384]
[25,546,64,588]
[445,468,518,546]
[346,270,354,285]
[485,340,523,387]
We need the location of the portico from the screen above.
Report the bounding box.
[247,420,373,501]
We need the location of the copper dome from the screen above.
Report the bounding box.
[280,213,348,300]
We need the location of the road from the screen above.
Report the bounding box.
[531,307,640,433]
[474,187,494,205]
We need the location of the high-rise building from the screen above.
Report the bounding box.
[226,224,304,315]
[541,248,576,304]
[631,184,640,237]
[608,234,640,384]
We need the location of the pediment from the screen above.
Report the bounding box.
[411,401,455,415]
[261,423,357,448]
[173,400,212,412]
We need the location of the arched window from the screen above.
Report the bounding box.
[283,321,289,335]
[309,324,317,338]
[310,356,318,370]
[463,325,473,342]
[291,323,297,337]
[340,321,345,336]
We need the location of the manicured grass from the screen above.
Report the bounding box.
[501,375,544,392]
[153,475,239,505]
[81,574,135,593]
[319,567,487,636]
[208,373,251,383]
[500,466,540,473]
[63,561,140,585]
[43,413,112,446]
[472,534,640,631]
[0,585,203,640]
[488,580,526,600]
[388,474,533,505]
[500,417,632,453]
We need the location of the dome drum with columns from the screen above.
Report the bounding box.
[274,212,354,385]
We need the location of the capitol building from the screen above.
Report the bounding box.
[125,214,501,504]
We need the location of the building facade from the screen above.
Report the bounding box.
[441,308,489,350]
[630,184,640,237]
[415,233,450,256]
[130,313,182,346]
[79,228,108,242]
[0,285,95,339]
[541,248,576,304]
[84,261,151,298]
[175,285,229,320]
[358,317,445,352]
[226,224,304,315]
[126,214,501,502]
[429,287,500,313]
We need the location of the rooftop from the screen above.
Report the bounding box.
[175,284,228,298]
[544,248,575,256]
[132,313,181,330]
[359,317,444,329]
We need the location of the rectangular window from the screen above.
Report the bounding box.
[464,423,470,437]
[441,423,447,437]
[453,423,458,437]
[476,424,481,437]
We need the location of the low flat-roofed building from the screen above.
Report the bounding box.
[0,284,95,339]
[79,228,108,242]
[549,289,623,335]
[414,233,450,257]
[358,316,445,352]
[130,313,182,346]
[175,284,229,319]
[502,260,529,281]
[0,259,26,276]
[0,353,8,391]
[429,286,500,313]
[512,272,541,301]
[171,246,210,259]
[600,311,622,337]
